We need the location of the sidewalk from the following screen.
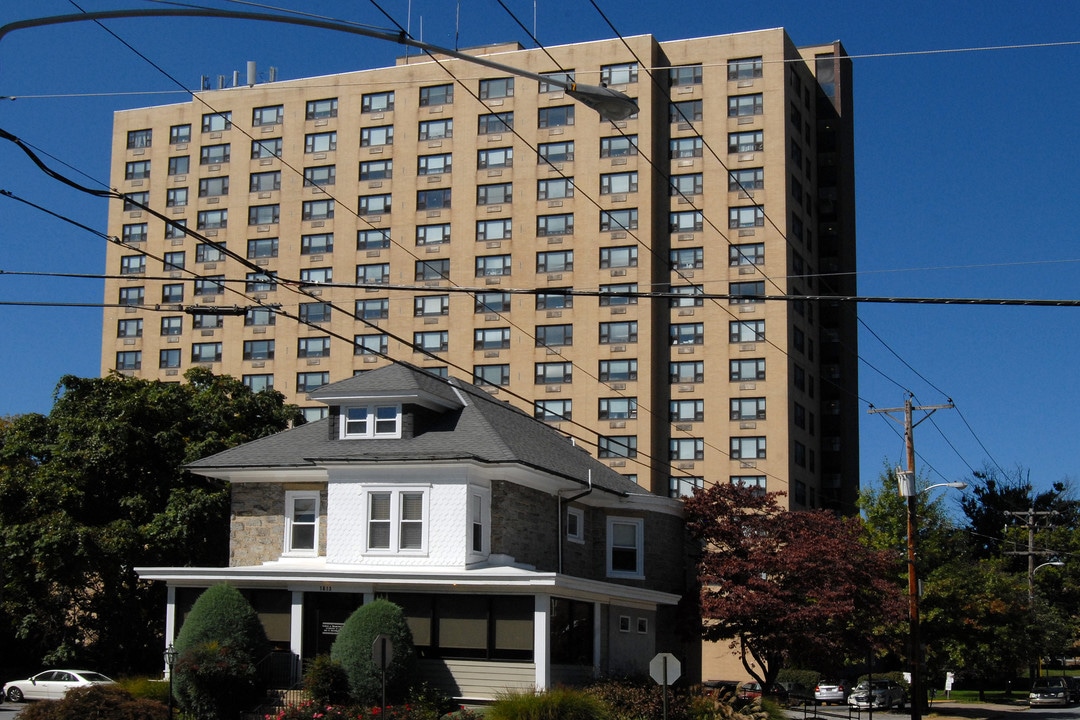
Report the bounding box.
[925,701,1028,719]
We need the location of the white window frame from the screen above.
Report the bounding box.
[468,487,491,558]
[607,517,644,579]
[363,486,429,554]
[340,404,402,439]
[284,490,320,557]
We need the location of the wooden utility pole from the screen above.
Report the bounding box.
[868,394,953,720]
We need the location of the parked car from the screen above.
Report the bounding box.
[815,679,851,705]
[737,681,762,699]
[847,679,907,710]
[3,670,115,702]
[1029,678,1070,707]
[773,681,816,706]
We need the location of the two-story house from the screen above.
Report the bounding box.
[137,363,687,699]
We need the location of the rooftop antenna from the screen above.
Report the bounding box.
[455,0,460,51]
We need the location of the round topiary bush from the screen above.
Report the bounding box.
[303,653,351,707]
[330,598,416,706]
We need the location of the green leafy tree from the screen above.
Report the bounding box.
[172,584,270,720]
[0,369,300,672]
[331,599,417,705]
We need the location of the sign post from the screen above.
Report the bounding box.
[650,653,682,720]
[372,634,394,714]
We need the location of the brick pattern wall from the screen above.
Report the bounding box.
[230,482,327,566]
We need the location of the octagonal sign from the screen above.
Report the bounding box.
[650,652,681,685]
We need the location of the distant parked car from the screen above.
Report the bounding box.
[847,679,907,710]
[815,679,851,705]
[738,681,762,699]
[773,681,816,706]
[1030,678,1070,707]
[3,670,115,702]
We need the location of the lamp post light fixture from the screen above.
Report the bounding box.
[1030,560,1065,604]
[164,643,178,720]
[898,473,966,720]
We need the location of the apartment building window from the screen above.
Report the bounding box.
[475,292,510,313]
[670,476,704,498]
[245,307,276,326]
[415,295,449,317]
[729,93,763,116]
[248,204,280,225]
[296,372,330,393]
[304,165,336,187]
[200,143,230,164]
[478,112,513,134]
[793,327,805,354]
[242,339,274,361]
[415,259,450,281]
[601,62,638,85]
[160,316,182,336]
[536,289,572,309]
[670,360,704,384]
[300,233,332,255]
[671,323,704,345]
[252,105,283,126]
[600,135,638,158]
[251,138,283,158]
[730,320,766,343]
[365,488,426,552]
[670,285,704,307]
[538,177,574,200]
[201,111,231,132]
[418,153,452,175]
[245,272,275,293]
[357,229,390,250]
[169,124,190,144]
[607,517,643,579]
[537,213,573,236]
[120,254,146,275]
[164,219,187,240]
[359,193,392,215]
[356,298,389,320]
[535,324,572,347]
[416,188,450,210]
[729,167,764,191]
[535,361,572,384]
[299,302,331,323]
[600,245,637,268]
[475,254,512,277]
[191,342,223,363]
[417,119,453,141]
[300,267,332,284]
[538,141,573,163]
[115,351,141,371]
[159,349,181,369]
[298,336,331,358]
[419,83,453,106]
[535,399,571,421]
[161,284,183,303]
[416,223,451,246]
[670,99,702,123]
[474,327,511,350]
[729,206,765,228]
[197,208,228,229]
[360,159,393,181]
[361,125,394,147]
[731,436,767,459]
[601,172,637,195]
[599,397,637,420]
[730,281,765,304]
[306,97,338,119]
[361,91,395,113]
[479,77,514,99]
[731,475,767,492]
[671,438,705,461]
[671,399,704,422]
[118,286,144,306]
[195,243,225,263]
[302,199,334,220]
[476,218,512,241]
[168,156,189,175]
[243,374,274,392]
[599,359,637,382]
[599,321,637,344]
[538,105,574,128]
[357,263,390,285]
[477,182,512,205]
[731,397,766,420]
[669,64,702,86]
[601,209,638,232]
[473,364,510,387]
[192,313,223,330]
[125,160,150,180]
[670,137,702,158]
[305,131,337,153]
[537,250,573,273]
[539,70,574,92]
[730,243,765,266]
[193,276,225,296]
[120,222,147,242]
[478,146,512,168]
[163,251,185,271]
[127,128,152,149]
[598,435,636,459]
[728,56,764,80]
[200,176,230,197]
[729,130,764,153]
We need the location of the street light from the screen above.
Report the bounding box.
[164,643,178,720]
[1030,561,1065,604]
[898,473,966,720]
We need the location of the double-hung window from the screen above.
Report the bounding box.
[362,91,395,113]
[285,491,319,556]
[607,517,643,578]
[342,404,401,438]
[366,488,427,553]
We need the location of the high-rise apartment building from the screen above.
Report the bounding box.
[102,29,858,532]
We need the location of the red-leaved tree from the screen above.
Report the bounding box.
[685,483,904,688]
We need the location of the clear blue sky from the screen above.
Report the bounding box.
[1,1,1078,499]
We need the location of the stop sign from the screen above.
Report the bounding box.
[650,652,681,685]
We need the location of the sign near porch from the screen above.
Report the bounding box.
[372,633,394,668]
[650,652,681,685]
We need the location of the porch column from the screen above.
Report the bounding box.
[533,593,550,691]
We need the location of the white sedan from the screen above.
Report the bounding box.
[3,669,115,702]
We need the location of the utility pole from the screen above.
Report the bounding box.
[1004,507,1059,604]
[868,394,953,720]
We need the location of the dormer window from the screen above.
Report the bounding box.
[341,404,401,439]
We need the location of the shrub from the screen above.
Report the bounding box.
[688,687,769,720]
[116,677,172,703]
[173,583,270,658]
[330,599,417,706]
[487,688,609,720]
[17,684,167,720]
[584,676,690,720]
[304,654,351,707]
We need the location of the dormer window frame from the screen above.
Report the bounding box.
[340,403,402,439]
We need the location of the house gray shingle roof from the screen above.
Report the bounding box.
[187,363,646,497]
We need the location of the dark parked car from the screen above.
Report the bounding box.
[1030,677,1070,707]
[773,681,816,706]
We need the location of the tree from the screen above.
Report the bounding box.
[331,599,417,706]
[684,483,904,690]
[0,369,301,672]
